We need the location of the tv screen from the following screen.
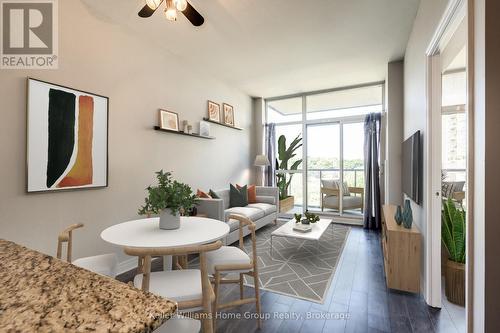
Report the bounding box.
[402,131,422,204]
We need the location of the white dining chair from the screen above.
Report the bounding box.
[57,223,118,278]
[154,315,201,333]
[125,241,222,333]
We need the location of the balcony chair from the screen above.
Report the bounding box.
[56,223,118,278]
[125,241,222,333]
[320,179,364,212]
[206,214,261,331]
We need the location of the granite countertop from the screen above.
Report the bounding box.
[0,239,176,332]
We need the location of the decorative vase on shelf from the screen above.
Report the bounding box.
[402,199,413,229]
[394,205,403,225]
[159,209,180,230]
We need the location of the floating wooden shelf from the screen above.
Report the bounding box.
[153,126,215,140]
[202,118,243,130]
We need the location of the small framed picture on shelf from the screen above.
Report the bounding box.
[199,120,210,137]
[159,109,179,132]
[207,100,221,122]
[223,103,234,126]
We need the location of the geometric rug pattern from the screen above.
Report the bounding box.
[240,221,350,304]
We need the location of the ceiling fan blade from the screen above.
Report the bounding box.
[138,4,157,18]
[182,2,204,26]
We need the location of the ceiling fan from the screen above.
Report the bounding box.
[138,0,204,26]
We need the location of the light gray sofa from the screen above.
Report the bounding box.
[197,186,279,245]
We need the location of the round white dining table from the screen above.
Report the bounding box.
[101,216,229,270]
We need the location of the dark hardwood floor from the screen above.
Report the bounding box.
[117,225,463,333]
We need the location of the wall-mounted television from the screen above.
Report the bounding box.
[402,130,422,205]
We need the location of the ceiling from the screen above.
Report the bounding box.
[82,0,420,98]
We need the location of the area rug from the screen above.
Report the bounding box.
[240,221,350,303]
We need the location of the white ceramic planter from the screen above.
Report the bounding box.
[159,210,180,230]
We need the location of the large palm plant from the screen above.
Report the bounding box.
[441,198,466,263]
[275,134,302,200]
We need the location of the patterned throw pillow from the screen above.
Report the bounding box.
[196,189,211,198]
[237,184,257,203]
[341,182,351,196]
[230,184,248,207]
[321,179,350,196]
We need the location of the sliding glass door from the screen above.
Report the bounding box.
[306,121,365,218]
[266,82,384,221]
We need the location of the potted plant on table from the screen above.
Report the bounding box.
[442,198,466,306]
[138,170,197,230]
[276,134,302,213]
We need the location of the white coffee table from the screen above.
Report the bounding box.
[270,218,333,257]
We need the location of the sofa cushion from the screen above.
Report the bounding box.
[324,195,362,209]
[227,218,241,232]
[255,195,276,205]
[230,184,248,208]
[247,203,276,215]
[225,206,265,221]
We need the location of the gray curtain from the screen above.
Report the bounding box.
[265,123,276,187]
[363,113,381,230]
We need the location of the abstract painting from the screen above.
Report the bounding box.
[223,103,234,126]
[207,100,220,122]
[27,78,108,192]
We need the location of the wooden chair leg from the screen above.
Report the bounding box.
[253,271,261,329]
[239,273,244,299]
[213,271,221,332]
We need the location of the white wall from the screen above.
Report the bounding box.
[385,60,404,205]
[403,0,449,301]
[0,0,253,270]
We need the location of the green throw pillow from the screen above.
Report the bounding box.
[209,189,220,199]
[229,184,248,207]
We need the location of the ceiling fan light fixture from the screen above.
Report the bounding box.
[174,0,188,11]
[145,0,162,10]
[164,0,177,21]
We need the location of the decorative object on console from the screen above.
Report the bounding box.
[138,170,197,230]
[187,124,193,134]
[276,134,303,212]
[442,198,466,306]
[229,184,248,208]
[294,213,302,223]
[182,120,190,133]
[223,103,235,126]
[199,120,210,137]
[402,199,413,229]
[394,205,403,225]
[159,109,179,132]
[27,78,108,193]
[207,100,221,122]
